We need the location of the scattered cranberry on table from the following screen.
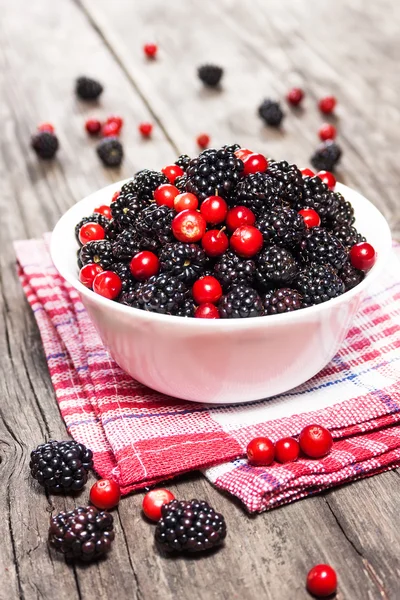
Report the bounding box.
[106,115,123,133]
[286,87,304,106]
[139,122,153,137]
[242,153,268,175]
[142,488,175,522]
[299,425,333,458]
[247,437,275,466]
[192,275,223,304]
[93,271,122,300]
[299,208,321,229]
[275,437,300,463]
[102,121,120,137]
[172,210,207,243]
[195,303,220,319]
[154,184,180,208]
[200,196,228,224]
[143,43,158,59]
[318,96,337,114]
[230,225,263,258]
[79,263,103,288]
[37,122,55,133]
[306,564,337,598]
[85,118,102,136]
[226,206,256,231]
[350,242,377,271]
[174,192,199,212]
[201,229,229,257]
[78,222,105,245]
[162,164,184,184]
[300,167,315,177]
[318,123,337,141]
[197,133,210,148]
[130,251,160,280]
[317,170,336,190]
[94,205,112,219]
[90,478,121,510]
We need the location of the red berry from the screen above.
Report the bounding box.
[174,192,199,212]
[79,264,103,288]
[299,208,321,229]
[230,225,263,258]
[197,133,210,149]
[78,222,105,245]
[85,118,102,136]
[200,196,228,224]
[201,229,229,257]
[316,170,336,190]
[318,96,337,114]
[94,205,112,219]
[247,437,275,466]
[306,564,337,597]
[192,276,222,305]
[172,210,207,243]
[226,206,256,232]
[235,148,253,160]
[299,424,333,458]
[195,303,220,319]
[275,437,300,463]
[130,251,160,280]
[111,191,120,203]
[318,123,336,141]
[242,153,268,175]
[106,115,123,132]
[90,479,121,510]
[139,122,153,137]
[93,271,122,300]
[144,43,158,58]
[162,164,184,184]
[37,122,55,133]
[300,168,315,178]
[154,184,179,208]
[349,242,377,271]
[287,87,304,106]
[142,488,175,522]
[102,121,120,137]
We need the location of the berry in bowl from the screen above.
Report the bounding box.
[51,146,391,404]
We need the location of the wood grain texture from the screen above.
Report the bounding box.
[0,0,399,599]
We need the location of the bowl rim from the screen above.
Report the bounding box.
[51,180,392,330]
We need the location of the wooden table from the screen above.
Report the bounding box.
[1,1,399,598]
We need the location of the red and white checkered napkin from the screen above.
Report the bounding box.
[14,235,400,512]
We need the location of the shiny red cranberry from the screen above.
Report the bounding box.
[201,229,229,257]
[300,168,315,177]
[85,118,102,135]
[299,425,333,458]
[94,205,112,219]
[154,184,179,208]
[247,437,275,466]
[197,133,210,148]
[275,438,300,463]
[144,43,158,58]
[172,210,207,243]
[195,303,220,319]
[299,208,321,228]
[192,276,223,304]
[162,164,184,184]
[90,479,121,510]
[200,196,228,224]
[139,122,153,137]
[93,271,122,300]
[316,170,336,190]
[287,87,304,106]
[78,222,105,245]
[102,121,120,137]
[242,153,268,175]
[306,564,337,597]
[318,96,337,114]
[174,192,199,212]
[318,123,336,141]
[130,251,160,280]
[230,225,263,258]
[226,206,256,231]
[37,122,55,133]
[349,242,377,271]
[79,264,103,288]
[142,489,175,522]
[235,148,253,160]
[106,115,123,132]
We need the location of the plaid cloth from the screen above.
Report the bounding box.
[14,235,400,512]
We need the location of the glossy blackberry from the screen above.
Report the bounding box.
[311,140,342,172]
[232,172,280,214]
[135,274,187,314]
[30,440,93,492]
[49,506,114,562]
[120,284,140,308]
[75,76,103,100]
[128,169,169,203]
[112,262,134,291]
[110,192,143,229]
[159,243,207,284]
[299,176,340,222]
[266,160,303,206]
[97,138,123,167]
[77,249,83,270]
[136,204,175,248]
[186,147,244,201]
[258,99,284,127]
[339,261,364,291]
[300,227,347,270]
[332,224,365,249]
[255,246,298,288]
[263,288,303,315]
[257,205,306,249]
[75,213,109,243]
[104,219,121,241]
[79,240,114,269]
[295,263,345,306]
[198,64,224,87]
[31,132,59,159]
[155,499,227,553]
[175,174,188,192]
[213,250,256,291]
[176,299,196,318]
[175,154,191,171]
[219,285,263,318]
[222,143,241,153]
[331,192,355,226]
[112,229,140,261]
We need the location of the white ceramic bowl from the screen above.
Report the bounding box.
[51,182,391,404]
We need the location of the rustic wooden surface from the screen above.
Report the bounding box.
[0,0,399,598]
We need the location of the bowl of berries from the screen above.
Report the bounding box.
[51,145,391,404]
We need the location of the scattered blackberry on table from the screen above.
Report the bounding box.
[219,284,264,318]
[30,440,93,492]
[339,261,364,291]
[255,246,298,288]
[75,213,109,243]
[155,499,227,553]
[258,99,284,127]
[332,192,355,226]
[295,263,345,306]
[300,227,347,270]
[263,288,303,315]
[185,147,244,201]
[112,262,135,291]
[176,299,196,318]
[31,131,59,159]
[233,172,280,214]
[299,176,340,222]
[112,229,140,261]
[175,173,188,192]
[332,223,365,248]
[175,154,191,171]
[213,250,256,291]
[197,64,224,87]
[97,138,123,167]
[159,243,207,284]
[111,192,143,229]
[135,274,187,314]
[257,205,306,249]
[49,506,114,562]
[266,160,303,206]
[80,240,114,269]
[76,76,103,100]
[136,204,175,248]
[127,169,169,203]
[311,140,342,172]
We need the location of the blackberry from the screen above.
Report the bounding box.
[299,176,340,222]
[79,240,114,269]
[31,132,59,159]
[339,261,364,291]
[155,499,227,553]
[222,143,241,153]
[175,173,188,192]
[176,299,196,318]
[186,147,244,201]
[75,213,109,243]
[295,263,345,306]
[255,246,298,288]
[120,284,140,308]
[332,224,365,249]
[219,285,264,318]
[77,249,83,270]
[49,506,114,562]
[112,229,140,261]
[112,262,134,291]
[197,64,224,87]
[266,160,303,206]
[256,205,306,249]
[111,192,144,229]
[258,99,284,127]
[75,76,103,100]
[30,440,93,492]
[159,243,207,284]
[97,138,123,167]
[104,219,121,241]
[136,204,175,248]
[331,193,355,226]
[175,154,191,171]
[263,288,303,315]
[232,172,280,214]
[300,227,347,270]
[135,274,187,314]
[128,169,168,203]
[213,250,256,291]
[311,140,342,172]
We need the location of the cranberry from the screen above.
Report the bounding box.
[111,191,120,203]
[195,303,220,319]
[226,206,256,231]
[300,168,315,177]
[90,479,121,510]
[197,133,210,149]
[192,276,222,304]
[318,123,336,141]
[139,122,153,137]
[79,264,103,288]
[242,153,268,175]
[154,184,180,208]
[102,121,120,137]
[299,208,321,229]
[106,115,123,132]
[306,564,337,597]
[37,122,55,133]
[94,205,112,219]
[78,222,105,245]
[162,164,184,184]
[317,170,336,190]
[349,242,377,271]
[230,225,263,258]
[201,229,229,257]
[200,196,228,224]
[299,424,333,458]
[172,210,207,243]
[275,437,300,463]
[130,251,160,280]
[247,437,275,466]
[93,271,122,300]
[174,192,199,212]
[142,488,175,521]
[85,118,102,135]
[286,87,304,106]
[318,96,337,114]
[144,43,158,59]
[235,148,253,160]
